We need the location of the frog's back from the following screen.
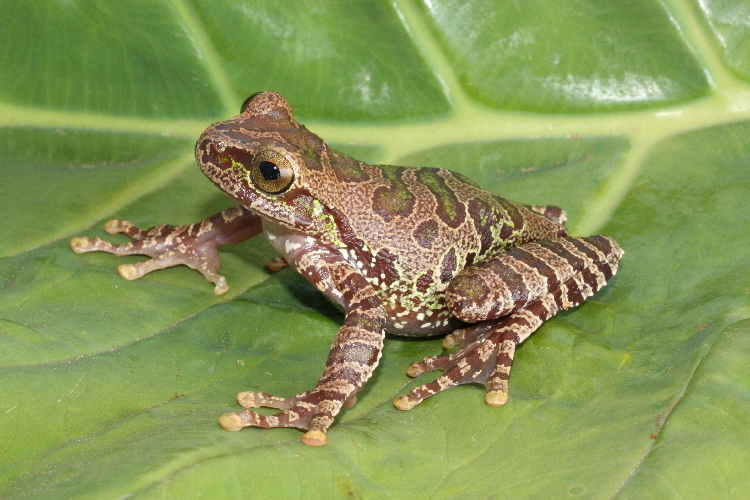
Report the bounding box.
[312,160,566,290]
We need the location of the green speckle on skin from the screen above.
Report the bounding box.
[329,151,371,183]
[311,199,325,218]
[307,199,344,246]
[476,206,492,227]
[373,166,415,219]
[414,219,440,249]
[303,146,319,161]
[337,162,370,182]
[321,213,345,246]
[216,153,248,173]
[383,185,413,213]
[414,170,465,228]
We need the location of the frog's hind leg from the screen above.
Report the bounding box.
[394,235,623,410]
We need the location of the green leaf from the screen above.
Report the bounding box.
[1,0,749,499]
[419,0,710,112]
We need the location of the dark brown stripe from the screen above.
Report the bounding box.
[440,247,458,283]
[581,266,603,293]
[568,236,607,263]
[506,246,562,291]
[468,199,496,254]
[538,239,586,270]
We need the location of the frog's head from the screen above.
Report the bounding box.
[195,91,337,233]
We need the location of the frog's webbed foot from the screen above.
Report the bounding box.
[394,235,623,410]
[393,319,518,409]
[219,387,360,447]
[70,206,261,295]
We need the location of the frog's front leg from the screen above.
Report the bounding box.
[394,235,623,410]
[219,254,386,446]
[71,206,261,295]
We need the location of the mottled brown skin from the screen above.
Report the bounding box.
[72,92,623,446]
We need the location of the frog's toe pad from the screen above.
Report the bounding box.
[70,236,92,253]
[485,389,509,407]
[212,277,229,296]
[219,412,246,431]
[301,430,328,446]
[103,219,126,234]
[393,395,420,410]
[236,391,258,408]
[218,409,281,432]
[405,361,427,378]
[117,263,143,280]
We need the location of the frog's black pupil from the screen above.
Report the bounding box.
[259,161,280,180]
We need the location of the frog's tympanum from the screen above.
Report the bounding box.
[71,92,623,446]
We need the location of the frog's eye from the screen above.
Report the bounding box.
[249,150,295,194]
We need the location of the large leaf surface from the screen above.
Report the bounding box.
[1,0,749,498]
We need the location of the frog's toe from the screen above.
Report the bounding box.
[115,256,174,280]
[394,367,465,410]
[102,219,154,240]
[210,275,229,295]
[265,256,288,272]
[405,361,427,378]
[218,409,277,431]
[442,322,493,349]
[70,236,121,254]
[103,219,126,234]
[393,394,421,410]
[237,390,293,410]
[404,326,492,378]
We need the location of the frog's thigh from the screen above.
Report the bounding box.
[446,236,621,323]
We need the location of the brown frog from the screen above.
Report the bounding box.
[71,92,623,446]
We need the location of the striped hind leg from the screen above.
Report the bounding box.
[394,235,623,410]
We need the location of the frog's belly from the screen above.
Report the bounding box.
[382,304,464,337]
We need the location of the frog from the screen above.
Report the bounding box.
[71,91,623,446]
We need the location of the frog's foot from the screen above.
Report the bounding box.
[394,320,517,410]
[219,386,358,446]
[71,219,229,295]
